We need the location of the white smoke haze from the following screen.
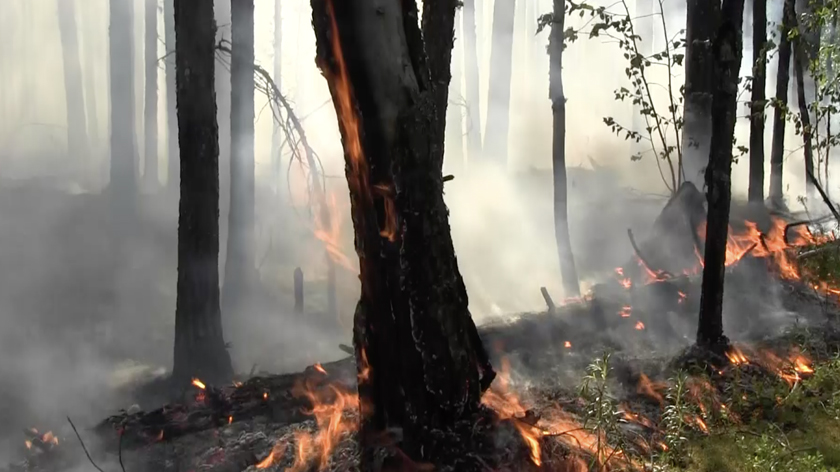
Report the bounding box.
[0,0,833,465]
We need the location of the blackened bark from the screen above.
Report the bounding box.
[748,0,766,202]
[216,0,232,234]
[793,27,815,198]
[311,0,494,466]
[683,0,721,185]
[697,0,745,349]
[484,0,516,166]
[165,0,178,193]
[172,0,234,386]
[769,0,795,205]
[57,0,88,162]
[549,0,580,297]
[223,0,256,313]
[110,0,138,205]
[422,0,459,171]
[144,0,159,188]
[462,0,483,163]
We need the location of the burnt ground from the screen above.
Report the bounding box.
[5,255,840,472]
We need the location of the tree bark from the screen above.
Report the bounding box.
[549,0,580,297]
[109,0,138,207]
[682,0,721,186]
[144,0,159,188]
[223,0,256,315]
[172,0,234,386]
[748,0,766,202]
[57,0,88,163]
[483,0,516,167]
[792,11,815,199]
[311,0,495,466]
[697,0,745,349]
[165,0,179,193]
[769,0,795,206]
[462,0,483,164]
[271,0,283,189]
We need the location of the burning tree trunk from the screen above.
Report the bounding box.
[144,0,159,188]
[462,0,482,163]
[172,0,234,386]
[794,31,816,199]
[549,0,580,297]
[223,0,256,314]
[109,0,139,205]
[484,0,516,166]
[682,0,720,185]
[57,0,88,162]
[164,0,178,193]
[748,0,767,202]
[697,0,745,349]
[311,0,495,466]
[769,0,795,207]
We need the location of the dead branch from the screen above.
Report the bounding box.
[540,287,557,313]
[67,416,107,472]
[806,167,840,224]
[627,228,672,279]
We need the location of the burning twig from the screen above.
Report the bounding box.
[540,287,557,313]
[627,228,672,280]
[67,416,106,472]
[806,167,840,224]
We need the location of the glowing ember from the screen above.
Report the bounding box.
[725,346,749,365]
[619,305,632,318]
[191,378,206,390]
[24,440,31,450]
[156,430,164,441]
[263,392,269,400]
[564,341,572,348]
[228,416,233,425]
[636,373,665,405]
[314,363,327,375]
[634,321,645,330]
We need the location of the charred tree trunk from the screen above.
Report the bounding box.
[311,0,495,467]
[110,0,138,208]
[748,0,766,202]
[462,0,482,164]
[144,0,159,188]
[769,0,795,206]
[682,0,721,186]
[483,0,516,167]
[793,22,815,199]
[164,0,179,193]
[57,0,88,163]
[172,0,234,386]
[216,0,232,240]
[271,0,283,188]
[223,0,256,314]
[697,0,745,349]
[549,0,580,297]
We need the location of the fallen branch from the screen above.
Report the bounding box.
[540,287,557,313]
[627,228,672,280]
[67,416,106,472]
[806,167,840,224]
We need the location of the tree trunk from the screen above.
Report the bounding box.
[769,0,795,206]
[697,0,745,349]
[549,0,580,298]
[748,0,766,202]
[682,0,721,186]
[223,0,256,315]
[462,0,483,164]
[483,0,516,167]
[271,0,282,189]
[109,0,138,207]
[144,0,159,189]
[794,35,815,198]
[57,0,88,165]
[172,0,234,386]
[445,9,465,174]
[311,0,495,466]
[216,0,232,208]
[164,0,178,193]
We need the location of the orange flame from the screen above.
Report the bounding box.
[636,373,665,405]
[635,321,645,330]
[191,378,206,390]
[256,442,286,469]
[564,341,572,348]
[314,363,328,375]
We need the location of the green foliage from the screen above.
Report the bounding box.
[578,352,628,467]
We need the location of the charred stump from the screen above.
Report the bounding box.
[311,0,494,469]
[697,0,745,350]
